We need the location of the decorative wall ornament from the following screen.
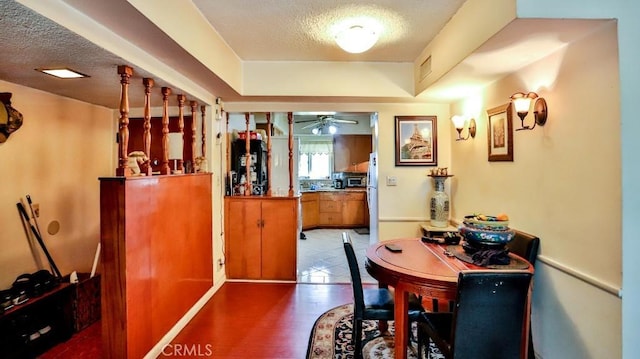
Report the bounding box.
[0,92,24,143]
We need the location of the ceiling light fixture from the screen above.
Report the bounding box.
[335,25,378,54]
[36,68,89,79]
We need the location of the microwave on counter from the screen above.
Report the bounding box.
[333,172,367,188]
[346,176,366,187]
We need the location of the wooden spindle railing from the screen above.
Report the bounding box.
[161,87,171,175]
[176,94,186,173]
[116,65,133,176]
[266,112,272,196]
[142,78,154,176]
[190,101,198,172]
[288,112,294,196]
[225,111,230,181]
[201,105,207,161]
[244,112,251,196]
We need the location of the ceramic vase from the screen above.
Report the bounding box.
[429,175,451,227]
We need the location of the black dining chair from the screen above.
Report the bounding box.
[506,230,540,359]
[342,232,424,359]
[416,270,533,359]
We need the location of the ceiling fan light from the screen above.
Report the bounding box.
[312,127,320,135]
[328,125,337,134]
[335,25,378,54]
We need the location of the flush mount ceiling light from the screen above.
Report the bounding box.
[36,68,89,79]
[335,25,379,54]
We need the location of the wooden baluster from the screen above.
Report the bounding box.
[177,94,186,173]
[190,101,198,172]
[201,105,207,160]
[116,65,133,177]
[142,78,154,176]
[288,112,294,196]
[161,87,171,175]
[266,112,273,196]
[226,110,231,194]
[244,112,251,196]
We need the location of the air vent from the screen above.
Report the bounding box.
[420,56,432,80]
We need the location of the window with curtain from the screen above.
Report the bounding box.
[298,140,333,179]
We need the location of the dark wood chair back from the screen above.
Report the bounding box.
[450,271,533,358]
[506,230,540,265]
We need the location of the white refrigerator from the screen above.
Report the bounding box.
[270,136,302,237]
[270,136,300,196]
[367,152,378,244]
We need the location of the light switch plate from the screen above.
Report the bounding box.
[386,176,397,186]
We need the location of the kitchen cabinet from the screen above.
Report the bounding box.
[317,191,368,228]
[333,135,372,172]
[343,192,368,226]
[301,192,319,230]
[225,196,298,280]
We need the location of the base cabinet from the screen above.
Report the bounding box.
[318,192,367,227]
[225,196,298,280]
[301,192,319,230]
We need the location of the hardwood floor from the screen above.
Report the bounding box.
[42,282,358,358]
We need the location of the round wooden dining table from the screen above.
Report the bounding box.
[365,238,534,359]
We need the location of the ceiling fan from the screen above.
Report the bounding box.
[295,115,359,131]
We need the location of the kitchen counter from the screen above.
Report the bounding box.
[300,188,366,193]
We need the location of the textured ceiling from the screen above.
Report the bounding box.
[0,0,467,109]
[0,1,202,108]
[0,0,607,112]
[192,0,465,62]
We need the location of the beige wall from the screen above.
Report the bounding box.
[0,80,115,288]
[451,21,621,358]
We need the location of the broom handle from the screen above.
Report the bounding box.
[17,202,62,279]
[26,195,42,236]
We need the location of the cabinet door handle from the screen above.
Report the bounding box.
[261,219,265,227]
[257,219,261,227]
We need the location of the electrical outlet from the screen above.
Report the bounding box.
[386,176,397,186]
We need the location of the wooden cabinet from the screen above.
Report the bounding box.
[343,192,367,226]
[225,196,298,280]
[301,192,319,230]
[317,191,367,228]
[100,174,213,359]
[0,283,74,358]
[333,135,372,172]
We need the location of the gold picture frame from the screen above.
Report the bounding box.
[487,103,513,162]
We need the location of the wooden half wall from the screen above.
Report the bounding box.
[99,173,213,358]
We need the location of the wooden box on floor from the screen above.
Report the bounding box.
[72,273,101,332]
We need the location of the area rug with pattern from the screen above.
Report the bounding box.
[305,303,444,359]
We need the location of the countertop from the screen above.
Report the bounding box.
[300,187,366,193]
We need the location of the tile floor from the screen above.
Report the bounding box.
[297,228,376,284]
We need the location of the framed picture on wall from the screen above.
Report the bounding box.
[487,103,514,162]
[394,115,438,166]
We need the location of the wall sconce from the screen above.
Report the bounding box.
[510,92,548,131]
[451,115,476,141]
